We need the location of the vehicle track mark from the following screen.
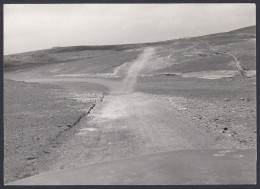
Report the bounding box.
[198,40,246,76]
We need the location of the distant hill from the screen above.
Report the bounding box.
[4,25,256,74]
[226,25,256,34]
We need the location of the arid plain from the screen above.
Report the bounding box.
[4,25,256,184]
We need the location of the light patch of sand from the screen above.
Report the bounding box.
[245,70,256,77]
[218,150,236,154]
[56,74,85,77]
[76,127,98,135]
[213,153,226,157]
[50,68,60,73]
[172,70,239,79]
[99,94,130,120]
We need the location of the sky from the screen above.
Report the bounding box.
[4,4,256,55]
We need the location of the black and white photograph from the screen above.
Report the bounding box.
[3,3,256,185]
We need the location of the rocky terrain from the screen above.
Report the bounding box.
[4,25,256,184]
[4,79,108,183]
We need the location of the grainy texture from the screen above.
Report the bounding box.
[4,79,107,183]
[4,25,256,184]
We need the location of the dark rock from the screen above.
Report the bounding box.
[197,115,202,119]
[43,150,50,154]
[223,127,228,130]
[26,156,36,160]
[239,139,247,144]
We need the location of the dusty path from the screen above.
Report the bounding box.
[46,48,236,171]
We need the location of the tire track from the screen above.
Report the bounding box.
[197,40,246,76]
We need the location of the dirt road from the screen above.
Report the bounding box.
[4,47,256,183]
[43,47,239,171]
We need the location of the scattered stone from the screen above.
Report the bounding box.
[43,150,50,154]
[240,98,245,101]
[197,115,202,119]
[26,156,36,160]
[18,173,31,179]
[224,98,230,101]
[239,139,247,144]
[252,83,256,85]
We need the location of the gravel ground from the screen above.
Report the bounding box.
[3,26,256,184]
[44,75,256,173]
[4,53,256,185]
[137,75,256,149]
[4,79,107,184]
